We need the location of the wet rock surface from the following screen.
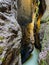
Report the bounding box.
[0,16,22,65]
[0,0,22,65]
[39,22,49,65]
[0,17,22,65]
[38,0,49,64]
[0,1,22,65]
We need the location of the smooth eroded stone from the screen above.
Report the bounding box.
[17,0,32,26]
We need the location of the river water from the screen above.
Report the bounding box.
[23,48,40,65]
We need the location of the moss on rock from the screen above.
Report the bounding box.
[0,47,4,55]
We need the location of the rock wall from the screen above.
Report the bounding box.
[39,0,49,65]
[0,0,22,65]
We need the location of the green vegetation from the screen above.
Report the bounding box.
[0,57,5,62]
[0,36,4,41]
[0,47,4,55]
[41,16,49,23]
[40,60,48,65]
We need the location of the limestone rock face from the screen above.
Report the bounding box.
[39,22,49,65]
[38,0,49,64]
[0,15,22,65]
[0,0,22,65]
[0,0,11,12]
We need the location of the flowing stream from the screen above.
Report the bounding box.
[23,47,40,65]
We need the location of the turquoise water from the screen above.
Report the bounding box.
[23,48,39,65]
